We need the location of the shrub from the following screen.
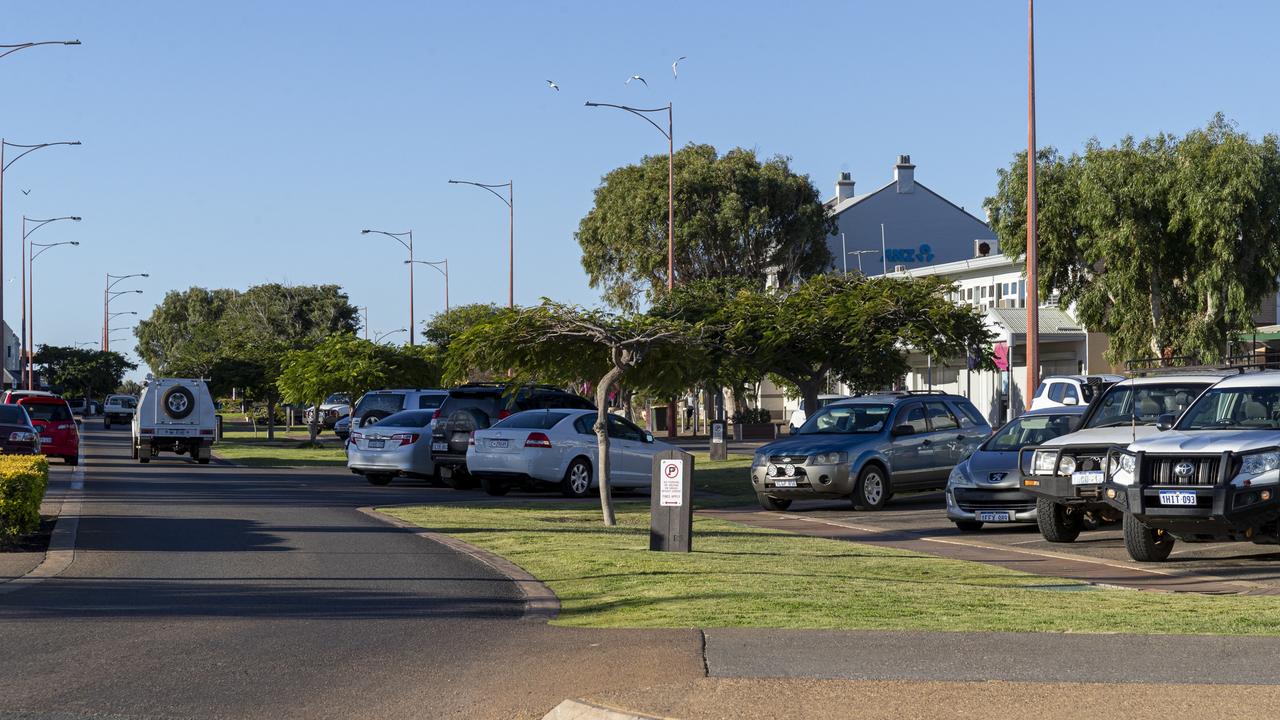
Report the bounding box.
[0,455,49,538]
[731,408,773,425]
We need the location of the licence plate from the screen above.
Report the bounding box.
[1071,470,1104,485]
[431,441,449,452]
[41,436,53,444]
[978,511,1012,522]
[367,439,385,449]
[488,439,509,449]
[774,479,797,488]
[159,428,192,436]
[1158,490,1198,506]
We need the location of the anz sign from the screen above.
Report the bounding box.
[884,244,935,264]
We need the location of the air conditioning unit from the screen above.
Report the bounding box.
[893,265,907,273]
[974,239,996,257]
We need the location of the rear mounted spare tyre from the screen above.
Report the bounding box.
[444,408,491,455]
[162,386,196,420]
[360,411,390,428]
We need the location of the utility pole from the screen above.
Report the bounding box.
[1025,0,1040,409]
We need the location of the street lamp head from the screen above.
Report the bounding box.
[132,289,143,294]
[69,141,81,146]
[71,216,82,221]
[584,102,598,107]
[69,241,80,246]
[64,40,81,45]
[140,273,149,277]
[361,229,371,234]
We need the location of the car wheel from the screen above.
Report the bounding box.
[1036,497,1081,543]
[1123,513,1174,562]
[139,457,150,464]
[852,465,890,510]
[131,443,138,460]
[366,473,393,486]
[197,457,210,465]
[954,520,984,532]
[757,494,792,511]
[104,419,111,430]
[561,458,593,498]
[64,456,78,466]
[480,476,510,497]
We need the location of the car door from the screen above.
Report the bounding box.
[887,402,930,489]
[606,414,646,486]
[923,401,965,478]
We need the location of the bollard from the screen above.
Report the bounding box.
[650,449,694,552]
[708,420,728,461]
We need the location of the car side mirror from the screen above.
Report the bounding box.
[891,424,915,437]
[1062,396,1079,406]
[644,432,654,443]
[1156,413,1175,431]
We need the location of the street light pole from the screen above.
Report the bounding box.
[1025,0,1040,407]
[361,229,416,345]
[584,101,675,290]
[104,273,148,352]
[28,240,80,388]
[373,328,407,344]
[406,259,449,313]
[447,180,513,307]
[21,215,79,385]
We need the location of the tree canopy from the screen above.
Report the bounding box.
[33,346,136,399]
[985,114,1280,362]
[577,144,834,310]
[420,303,507,353]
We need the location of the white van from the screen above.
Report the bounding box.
[132,377,218,464]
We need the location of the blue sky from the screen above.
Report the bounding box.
[5,1,1279,376]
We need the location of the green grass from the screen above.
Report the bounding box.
[214,427,347,467]
[688,452,756,507]
[383,502,1280,634]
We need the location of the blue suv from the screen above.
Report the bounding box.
[750,392,991,510]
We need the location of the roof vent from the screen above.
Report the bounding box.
[975,240,992,257]
[835,172,857,203]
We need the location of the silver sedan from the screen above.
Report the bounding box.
[467,408,675,497]
[347,409,437,486]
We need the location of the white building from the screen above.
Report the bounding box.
[1,321,18,388]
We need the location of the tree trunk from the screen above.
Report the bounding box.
[266,398,277,441]
[799,379,821,417]
[308,396,321,442]
[594,365,625,527]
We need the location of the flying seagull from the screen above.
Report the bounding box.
[546,80,559,91]
[625,75,648,86]
[20,189,30,196]
[672,56,686,79]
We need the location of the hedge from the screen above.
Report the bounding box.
[0,455,48,539]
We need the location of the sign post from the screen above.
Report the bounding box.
[650,449,694,552]
[708,419,728,461]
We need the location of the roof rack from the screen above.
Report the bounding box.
[1124,354,1280,377]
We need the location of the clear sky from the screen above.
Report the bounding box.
[5,1,1280,377]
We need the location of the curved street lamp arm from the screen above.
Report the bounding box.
[407,259,447,278]
[447,179,512,207]
[0,40,80,60]
[107,272,148,291]
[22,215,81,240]
[2,140,81,172]
[584,101,671,140]
[362,229,412,252]
[30,240,79,261]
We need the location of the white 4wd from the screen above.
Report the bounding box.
[132,378,218,464]
[103,394,137,429]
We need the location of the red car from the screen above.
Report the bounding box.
[18,396,79,465]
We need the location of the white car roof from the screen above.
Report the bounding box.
[1203,370,1280,389]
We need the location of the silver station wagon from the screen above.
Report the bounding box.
[750,392,991,511]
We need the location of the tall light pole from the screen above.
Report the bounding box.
[28,240,80,388]
[2,140,81,383]
[361,229,416,345]
[406,258,448,313]
[448,180,513,307]
[848,250,877,275]
[1025,0,1040,407]
[21,215,79,383]
[104,273,147,351]
[584,101,674,290]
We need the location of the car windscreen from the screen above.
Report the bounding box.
[0,406,30,425]
[1178,387,1280,430]
[983,413,1080,451]
[373,410,436,428]
[324,393,350,405]
[355,394,405,416]
[23,402,72,422]
[796,404,892,435]
[1083,383,1209,428]
[417,394,446,409]
[109,396,136,409]
[494,411,570,430]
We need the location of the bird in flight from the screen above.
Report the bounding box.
[625,75,648,86]
[20,189,30,196]
[672,56,687,79]
[546,80,559,91]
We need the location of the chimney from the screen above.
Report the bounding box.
[894,154,915,193]
[835,171,857,203]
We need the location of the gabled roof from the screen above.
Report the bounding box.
[987,306,1084,339]
[825,181,991,227]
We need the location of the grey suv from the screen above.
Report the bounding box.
[750,392,991,510]
[351,389,448,429]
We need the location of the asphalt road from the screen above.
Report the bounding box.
[774,490,1280,588]
[0,427,703,720]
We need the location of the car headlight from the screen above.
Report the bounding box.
[8,431,34,443]
[1057,455,1077,476]
[753,451,768,467]
[1031,449,1060,476]
[947,464,974,488]
[810,451,848,465]
[1108,451,1137,486]
[1239,451,1280,485]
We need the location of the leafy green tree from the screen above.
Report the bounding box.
[421,303,506,354]
[985,115,1280,362]
[577,144,834,310]
[116,379,143,396]
[134,287,238,376]
[33,346,137,399]
[445,302,703,526]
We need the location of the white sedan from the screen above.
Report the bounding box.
[466,408,676,497]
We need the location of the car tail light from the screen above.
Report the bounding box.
[391,433,419,446]
[468,433,475,446]
[498,410,511,420]
[432,409,441,420]
[525,432,553,449]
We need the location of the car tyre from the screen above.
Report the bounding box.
[852,465,890,510]
[1123,513,1174,562]
[480,475,510,497]
[1036,497,1081,543]
[561,458,593,498]
[757,494,792,511]
[139,457,150,464]
[953,520,984,532]
[197,457,210,465]
[366,473,393,486]
[103,419,111,430]
[64,456,79,466]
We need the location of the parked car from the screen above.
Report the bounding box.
[945,406,1085,531]
[431,384,596,488]
[350,389,448,429]
[132,378,217,464]
[1027,374,1124,411]
[103,394,138,429]
[347,409,438,486]
[751,392,991,511]
[1020,373,1223,542]
[65,397,100,416]
[468,408,674,497]
[334,414,351,441]
[0,404,41,455]
[1103,371,1280,562]
[787,394,852,434]
[1,390,59,404]
[18,395,79,465]
[305,392,351,429]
